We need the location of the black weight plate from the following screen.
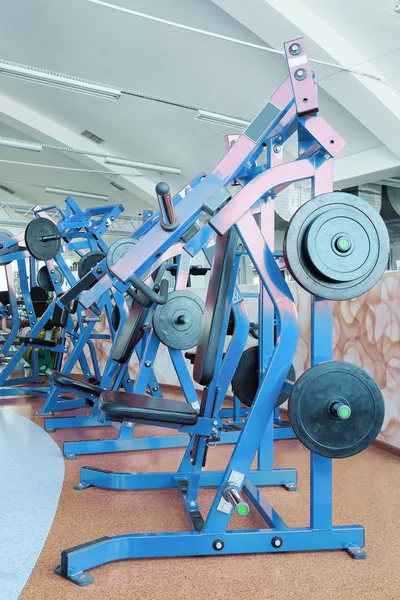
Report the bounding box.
[25,218,61,260]
[0,229,18,259]
[78,251,106,279]
[153,290,204,350]
[283,192,389,300]
[231,346,295,408]
[30,286,48,303]
[288,361,385,458]
[37,266,64,292]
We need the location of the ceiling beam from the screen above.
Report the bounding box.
[211,0,400,159]
[334,146,400,189]
[0,91,158,208]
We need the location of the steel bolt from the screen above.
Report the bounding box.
[54,280,58,284]
[213,420,218,426]
[153,386,159,392]
[29,311,33,315]
[145,361,151,367]
[273,144,282,153]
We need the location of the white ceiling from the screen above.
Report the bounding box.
[0,0,398,216]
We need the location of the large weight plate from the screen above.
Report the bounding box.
[37,266,64,291]
[153,290,204,350]
[25,218,61,260]
[288,361,384,458]
[283,192,389,300]
[78,251,106,279]
[0,229,18,261]
[30,286,48,303]
[231,346,295,408]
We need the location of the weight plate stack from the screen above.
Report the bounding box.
[288,361,384,458]
[153,290,204,350]
[283,192,389,300]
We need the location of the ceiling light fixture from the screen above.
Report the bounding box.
[0,61,121,100]
[45,187,109,201]
[195,110,250,130]
[104,156,182,175]
[0,137,43,152]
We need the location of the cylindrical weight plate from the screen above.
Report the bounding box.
[37,266,64,291]
[288,361,384,458]
[25,219,61,261]
[231,346,295,408]
[0,229,19,261]
[283,192,389,300]
[153,290,204,350]
[78,251,106,279]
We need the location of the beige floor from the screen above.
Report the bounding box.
[4,394,400,600]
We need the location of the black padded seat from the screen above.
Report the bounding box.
[99,391,199,426]
[46,369,103,397]
[19,337,56,348]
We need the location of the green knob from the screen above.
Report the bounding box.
[335,236,351,252]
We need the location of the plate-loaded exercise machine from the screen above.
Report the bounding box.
[53,37,387,584]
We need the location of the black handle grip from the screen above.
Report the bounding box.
[63,299,78,314]
[127,275,169,306]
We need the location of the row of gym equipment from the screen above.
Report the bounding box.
[0,39,389,585]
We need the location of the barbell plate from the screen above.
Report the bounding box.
[106,238,137,270]
[231,346,295,408]
[283,192,389,300]
[0,229,18,260]
[288,361,384,458]
[153,290,204,350]
[25,219,61,261]
[37,266,64,291]
[78,251,106,279]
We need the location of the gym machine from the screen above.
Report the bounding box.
[55,37,388,585]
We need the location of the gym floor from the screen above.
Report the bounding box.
[1,392,399,600]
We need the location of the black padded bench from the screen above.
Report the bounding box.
[47,368,103,401]
[99,392,198,426]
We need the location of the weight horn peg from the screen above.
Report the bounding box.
[222,483,249,517]
[156,182,178,231]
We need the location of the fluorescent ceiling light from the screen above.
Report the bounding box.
[0,137,43,152]
[105,156,181,175]
[0,61,121,100]
[195,110,250,130]
[45,187,109,201]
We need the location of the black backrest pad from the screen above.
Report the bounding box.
[111,301,149,364]
[193,229,237,386]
